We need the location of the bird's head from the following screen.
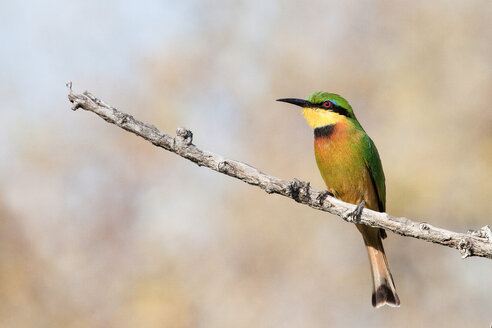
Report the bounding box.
[277,92,360,129]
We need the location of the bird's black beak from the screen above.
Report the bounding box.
[276,98,310,108]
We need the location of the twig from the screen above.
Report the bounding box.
[66,82,492,260]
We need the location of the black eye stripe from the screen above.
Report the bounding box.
[331,106,350,117]
[311,102,350,118]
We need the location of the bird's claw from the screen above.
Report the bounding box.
[316,190,333,205]
[344,200,365,223]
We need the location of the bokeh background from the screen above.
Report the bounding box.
[1,0,491,327]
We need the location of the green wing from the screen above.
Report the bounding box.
[362,134,386,212]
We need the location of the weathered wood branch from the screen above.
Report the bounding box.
[66,82,492,259]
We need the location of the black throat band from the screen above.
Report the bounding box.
[314,124,336,138]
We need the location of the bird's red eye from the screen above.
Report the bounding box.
[322,101,333,108]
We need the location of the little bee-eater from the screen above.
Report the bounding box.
[277,92,400,308]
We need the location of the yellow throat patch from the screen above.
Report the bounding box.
[302,107,346,129]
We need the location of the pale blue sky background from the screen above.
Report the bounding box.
[1,1,195,108]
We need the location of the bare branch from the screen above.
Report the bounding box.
[66,83,492,260]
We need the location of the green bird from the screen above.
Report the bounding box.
[277,92,400,308]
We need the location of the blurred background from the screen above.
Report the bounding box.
[1,0,491,327]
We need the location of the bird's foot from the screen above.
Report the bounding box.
[316,190,333,205]
[344,200,365,223]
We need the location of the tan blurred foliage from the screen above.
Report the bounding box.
[1,0,491,327]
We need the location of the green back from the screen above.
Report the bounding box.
[361,134,386,212]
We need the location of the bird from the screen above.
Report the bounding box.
[277,92,400,308]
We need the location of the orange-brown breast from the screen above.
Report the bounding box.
[314,120,380,211]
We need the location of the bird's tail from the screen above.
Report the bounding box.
[357,225,400,308]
